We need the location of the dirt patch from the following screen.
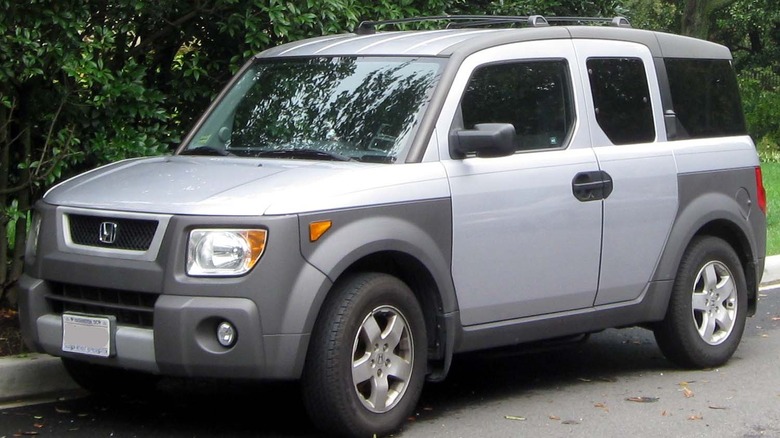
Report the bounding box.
[0,308,29,357]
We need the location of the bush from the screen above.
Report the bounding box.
[738,67,780,162]
[757,135,780,163]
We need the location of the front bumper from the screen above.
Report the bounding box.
[18,274,311,379]
[17,204,333,381]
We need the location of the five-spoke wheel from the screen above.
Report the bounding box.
[302,273,426,438]
[352,305,415,413]
[654,236,748,368]
[690,260,739,345]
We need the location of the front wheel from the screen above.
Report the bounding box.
[302,273,427,438]
[653,236,748,368]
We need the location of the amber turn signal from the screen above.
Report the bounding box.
[309,220,332,242]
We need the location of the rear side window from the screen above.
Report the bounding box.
[460,59,574,151]
[665,59,746,139]
[587,58,655,145]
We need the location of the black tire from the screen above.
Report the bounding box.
[61,358,159,396]
[653,236,748,369]
[302,273,427,438]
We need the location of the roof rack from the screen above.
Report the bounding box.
[355,15,631,35]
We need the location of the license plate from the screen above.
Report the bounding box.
[62,314,112,358]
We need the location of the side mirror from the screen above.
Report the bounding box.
[450,123,516,159]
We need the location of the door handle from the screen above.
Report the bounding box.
[572,171,613,202]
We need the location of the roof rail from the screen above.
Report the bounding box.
[354,15,631,35]
[545,16,631,27]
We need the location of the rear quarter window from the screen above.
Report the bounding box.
[665,58,747,139]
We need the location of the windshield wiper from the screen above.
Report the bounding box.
[179,146,232,156]
[255,149,354,162]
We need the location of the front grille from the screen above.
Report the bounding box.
[68,214,158,251]
[48,283,158,328]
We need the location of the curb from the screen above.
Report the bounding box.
[2,255,780,404]
[0,353,80,403]
[761,254,780,287]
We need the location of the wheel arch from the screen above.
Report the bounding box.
[653,192,761,318]
[694,220,758,316]
[297,202,459,381]
[344,251,452,374]
[307,249,458,382]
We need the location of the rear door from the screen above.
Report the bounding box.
[572,40,678,305]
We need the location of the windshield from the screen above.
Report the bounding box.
[182,57,443,163]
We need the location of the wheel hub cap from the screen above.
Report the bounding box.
[351,305,414,413]
[691,261,737,346]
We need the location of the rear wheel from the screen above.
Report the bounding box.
[302,273,427,438]
[653,236,748,368]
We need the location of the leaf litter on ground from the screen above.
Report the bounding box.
[625,396,659,403]
[679,381,694,398]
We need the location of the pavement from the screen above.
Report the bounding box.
[2,255,780,405]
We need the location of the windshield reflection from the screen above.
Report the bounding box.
[184,57,443,163]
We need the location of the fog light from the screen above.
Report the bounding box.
[217,321,237,348]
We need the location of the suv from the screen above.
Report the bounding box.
[18,15,766,438]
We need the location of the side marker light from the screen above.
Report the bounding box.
[309,220,333,242]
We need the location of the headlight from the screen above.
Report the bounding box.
[187,229,267,276]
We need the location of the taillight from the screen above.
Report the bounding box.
[756,166,767,214]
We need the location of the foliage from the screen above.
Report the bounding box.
[0,1,179,304]
[715,0,780,69]
[448,0,623,16]
[678,0,737,39]
[756,136,780,163]
[0,0,459,305]
[738,67,780,161]
[2,200,25,250]
[760,162,780,255]
[719,0,780,162]
[621,0,678,32]
[2,0,780,306]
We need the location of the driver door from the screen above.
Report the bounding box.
[440,40,604,326]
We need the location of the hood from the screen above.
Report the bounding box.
[43,156,451,216]
[44,156,369,215]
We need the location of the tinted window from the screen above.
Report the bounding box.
[587,58,655,145]
[665,58,746,139]
[460,60,574,151]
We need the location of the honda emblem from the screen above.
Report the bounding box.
[99,222,118,244]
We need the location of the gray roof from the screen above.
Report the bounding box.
[256,26,732,60]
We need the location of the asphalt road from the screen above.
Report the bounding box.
[2,286,779,438]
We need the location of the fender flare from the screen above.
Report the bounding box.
[651,191,760,318]
[295,202,458,334]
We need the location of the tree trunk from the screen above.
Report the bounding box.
[749,30,763,55]
[0,105,9,301]
[5,119,32,307]
[680,0,736,39]
[7,189,29,307]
